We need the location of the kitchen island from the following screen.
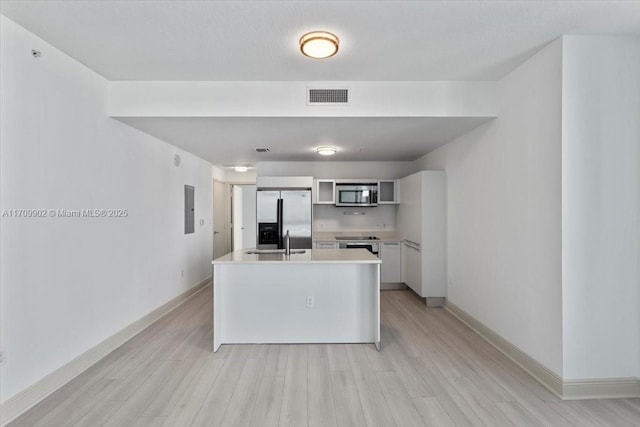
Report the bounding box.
[212,248,381,352]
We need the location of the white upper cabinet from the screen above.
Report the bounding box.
[313,179,335,204]
[377,180,397,204]
[313,178,397,205]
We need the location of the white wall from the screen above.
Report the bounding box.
[108,81,497,118]
[561,36,640,379]
[0,17,213,402]
[415,39,563,375]
[225,169,257,184]
[257,161,413,179]
[212,165,226,182]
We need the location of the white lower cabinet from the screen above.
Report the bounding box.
[314,241,338,249]
[401,242,422,295]
[380,241,401,283]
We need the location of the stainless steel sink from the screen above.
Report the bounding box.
[245,249,306,255]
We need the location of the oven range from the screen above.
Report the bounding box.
[336,236,380,256]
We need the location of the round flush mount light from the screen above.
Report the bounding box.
[300,31,339,59]
[316,146,337,156]
[234,166,249,172]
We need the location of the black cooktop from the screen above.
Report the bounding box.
[335,236,379,241]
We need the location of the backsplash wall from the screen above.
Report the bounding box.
[313,205,397,232]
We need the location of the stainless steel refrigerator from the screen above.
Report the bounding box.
[256,189,312,249]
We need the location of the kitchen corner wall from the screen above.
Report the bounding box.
[0,17,213,403]
[561,35,640,380]
[416,35,640,383]
[414,39,564,376]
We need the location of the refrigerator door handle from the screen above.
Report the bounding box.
[277,198,284,249]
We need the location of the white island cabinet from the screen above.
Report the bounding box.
[212,249,381,352]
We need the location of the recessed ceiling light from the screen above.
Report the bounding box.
[316,146,337,156]
[300,31,339,59]
[225,165,253,172]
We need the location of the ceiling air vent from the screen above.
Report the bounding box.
[255,148,270,153]
[307,88,349,105]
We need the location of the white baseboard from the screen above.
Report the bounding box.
[444,300,640,400]
[0,277,212,426]
[563,377,640,400]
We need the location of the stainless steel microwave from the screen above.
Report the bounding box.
[335,184,378,207]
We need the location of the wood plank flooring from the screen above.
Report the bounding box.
[9,286,640,426]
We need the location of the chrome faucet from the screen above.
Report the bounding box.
[284,229,291,256]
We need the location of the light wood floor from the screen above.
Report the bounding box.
[9,286,640,427]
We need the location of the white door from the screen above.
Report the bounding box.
[231,185,257,250]
[232,185,243,250]
[241,185,257,248]
[213,180,229,259]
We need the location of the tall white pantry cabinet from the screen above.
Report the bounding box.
[397,171,446,304]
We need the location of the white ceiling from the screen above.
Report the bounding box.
[116,117,493,163]
[2,1,639,81]
[2,1,639,165]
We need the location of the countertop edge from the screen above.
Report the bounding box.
[213,259,382,265]
[212,248,381,264]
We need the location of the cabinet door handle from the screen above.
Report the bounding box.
[403,242,420,251]
[384,242,400,246]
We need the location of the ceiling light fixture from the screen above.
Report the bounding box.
[300,31,339,59]
[234,166,249,172]
[316,146,337,156]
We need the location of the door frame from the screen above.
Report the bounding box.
[212,178,257,258]
[212,179,231,259]
[231,184,258,251]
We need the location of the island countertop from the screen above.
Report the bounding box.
[212,248,381,264]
